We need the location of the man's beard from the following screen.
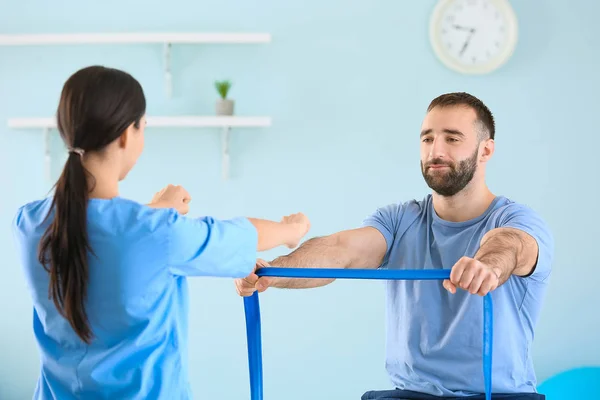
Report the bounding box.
[421,148,478,197]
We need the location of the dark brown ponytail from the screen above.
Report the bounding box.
[39,151,94,342]
[38,66,146,343]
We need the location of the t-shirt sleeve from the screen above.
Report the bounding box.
[361,202,403,267]
[498,203,554,282]
[166,210,258,278]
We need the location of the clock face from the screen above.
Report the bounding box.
[430,0,518,74]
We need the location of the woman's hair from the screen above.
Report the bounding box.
[38,66,146,343]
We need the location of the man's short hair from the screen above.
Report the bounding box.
[427,92,495,141]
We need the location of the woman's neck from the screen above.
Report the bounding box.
[82,158,120,199]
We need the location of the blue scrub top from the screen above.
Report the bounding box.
[12,196,258,399]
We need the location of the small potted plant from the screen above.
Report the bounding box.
[215,80,234,116]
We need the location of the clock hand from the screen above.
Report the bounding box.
[459,41,469,56]
[453,24,477,33]
[459,31,475,57]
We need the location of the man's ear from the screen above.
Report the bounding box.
[480,139,495,162]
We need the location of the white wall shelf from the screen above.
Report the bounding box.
[0,33,272,45]
[0,32,271,97]
[8,116,272,181]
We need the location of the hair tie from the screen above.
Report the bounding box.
[68,147,85,158]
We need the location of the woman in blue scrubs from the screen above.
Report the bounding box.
[12,65,310,399]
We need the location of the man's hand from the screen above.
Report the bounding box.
[443,256,501,296]
[235,259,271,297]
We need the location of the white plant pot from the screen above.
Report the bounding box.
[216,99,234,116]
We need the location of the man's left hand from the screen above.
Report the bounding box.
[443,256,501,296]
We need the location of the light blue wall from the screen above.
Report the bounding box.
[1,0,599,398]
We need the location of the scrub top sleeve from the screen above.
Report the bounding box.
[167,211,258,278]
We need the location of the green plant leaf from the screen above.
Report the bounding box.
[214,80,232,99]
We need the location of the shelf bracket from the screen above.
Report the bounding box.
[163,42,172,98]
[43,127,51,181]
[221,126,231,180]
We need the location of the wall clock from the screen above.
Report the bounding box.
[429,0,518,74]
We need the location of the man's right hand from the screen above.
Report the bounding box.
[235,259,272,296]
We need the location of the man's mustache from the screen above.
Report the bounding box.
[425,160,453,168]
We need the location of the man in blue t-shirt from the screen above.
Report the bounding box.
[235,92,553,399]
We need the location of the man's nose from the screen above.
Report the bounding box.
[428,138,447,160]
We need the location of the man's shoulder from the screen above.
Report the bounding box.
[372,195,431,215]
[361,196,430,234]
[370,195,545,223]
[487,196,546,224]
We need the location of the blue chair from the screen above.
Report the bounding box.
[537,366,600,399]
[243,268,494,400]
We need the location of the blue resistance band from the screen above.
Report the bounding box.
[243,268,493,400]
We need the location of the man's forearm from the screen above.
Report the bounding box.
[267,235,351,289]
[474,227,538,284]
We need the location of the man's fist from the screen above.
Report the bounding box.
[444,256,501,296]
